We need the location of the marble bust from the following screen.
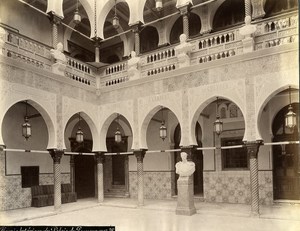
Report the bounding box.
[127,50,140,80]
[175,152,195,177]
[50,42,67,64]
[239,16,257,38]
[175,34,192,68]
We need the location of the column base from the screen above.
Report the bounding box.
[176,207,197,216]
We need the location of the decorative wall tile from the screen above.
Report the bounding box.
[129,171,173,199]
[204,170,273,205]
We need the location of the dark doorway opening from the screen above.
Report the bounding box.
[272,103,299,200]
[106,137,128,186]
[70,139,95,199]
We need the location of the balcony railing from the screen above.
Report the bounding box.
[1,25,96,88]
[1,10,298,90]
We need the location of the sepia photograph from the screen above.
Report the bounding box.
[0,0,299,230]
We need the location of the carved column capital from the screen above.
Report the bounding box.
[0,145,6,152]
[95,152,105,164]
[244,140,263,159]
[48,149,64,164]
[48,11,62,25]
[130,21,143,33]
[178,4,191,16]
[134,149,146,163]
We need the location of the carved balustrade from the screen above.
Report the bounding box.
[254,11,298,50]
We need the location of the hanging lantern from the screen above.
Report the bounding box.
[22,116,31,140]
[76,113,84,143]
[115,114,122,143]
[285,104,297,129]
[159,121,167,141]
[22,101,31,141]
[156,0,163,11]
[214,117,223,135]
[73,0,81,24]
[213,97,223,135]
[113,16,119,29]
[115,127,122,143]
[285,86,297,130]
[113,0,119,29]
[76,127,84,143]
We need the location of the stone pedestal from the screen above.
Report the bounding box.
[176,176,196,216]
[242,37,255,53]
[52,62,66,75]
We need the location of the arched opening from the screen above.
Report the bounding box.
[65,113,95,199]
[272,103,299,200]
[212,0,245,32]
[101,1,130,63]
[173,123,203,196]
[170,13,201,44]
[140,26,159,53]
[264,0,298,17]
[67,7,95,62]
[104,114,132,197]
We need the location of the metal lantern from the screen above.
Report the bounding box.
[285,86,297,130]
[115,114,122,143]
[76,127,84,143]
[213,117,223,135]
[22,116,31,140]
[73,0,81,24]
[213,97,223,135]
[113,0,119,29]
[115,127,122,143]
[73,9,81,24]
[76,113,84,143]
[160,121,167,141]
[156,0,163,11]
[285,104,297,129]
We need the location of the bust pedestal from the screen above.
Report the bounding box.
[176,175,196,216]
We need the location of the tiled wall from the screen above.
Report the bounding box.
[203,170,273,205]
[0,173,70,211]
[129,171,173,199]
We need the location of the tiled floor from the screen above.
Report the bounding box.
[1,198,300,231]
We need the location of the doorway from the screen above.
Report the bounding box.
[107,137,128,186]
[70,139,95,199]
[272,103,299,200]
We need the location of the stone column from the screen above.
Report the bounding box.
[244,141,262,216]
[48,12,62,48]
[70,155,75,193]
[131,22,142,55]
[134,149,146,206]
[48,149,64,211]
[178,4,191,39]
[93,37,101,63]
[245,0,251,18]
[95,152,105,203]
[124,155,130,197]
